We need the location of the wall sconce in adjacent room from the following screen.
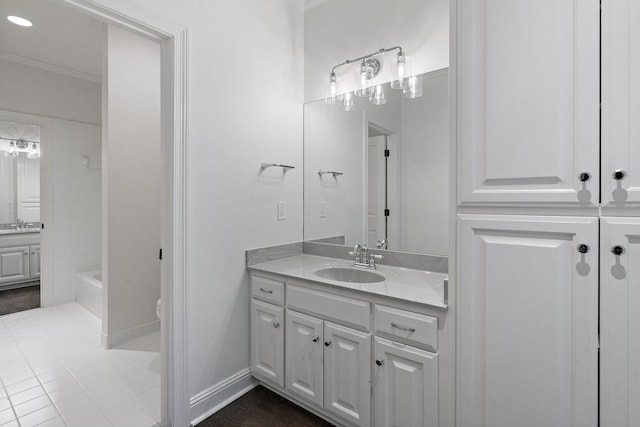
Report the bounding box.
[325,46,422,111]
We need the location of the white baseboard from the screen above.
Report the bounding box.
[189,368,256,426]
[101,319,160,349]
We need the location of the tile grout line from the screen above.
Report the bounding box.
[0,376,21,427]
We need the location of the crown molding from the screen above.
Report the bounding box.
[0,50,101,84]
[305,0,329,11]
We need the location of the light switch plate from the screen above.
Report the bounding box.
[277,201,286,220]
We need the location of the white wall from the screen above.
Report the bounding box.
[92,0,304,422]
[400,70,449,255]
[0,58,101,125]
[102,25,161,346]
[304,0,449,102]
[304,104,366,244]
[52,119,102,304]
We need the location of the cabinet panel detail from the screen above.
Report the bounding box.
[600,218,640,426]
[250,300,284,387]
[286,309,324,407]
[324,322,371,426]
[457,215,598,427]
[602,0,640,207]
[458,0,599,206]
[374,337,438,427]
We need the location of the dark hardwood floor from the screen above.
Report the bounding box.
[0,284,40,316]
[198,385,333,427]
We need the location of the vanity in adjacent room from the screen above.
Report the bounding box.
[0,119,42,289]
[247,59,451,426]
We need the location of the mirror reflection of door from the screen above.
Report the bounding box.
[368,124,397,250]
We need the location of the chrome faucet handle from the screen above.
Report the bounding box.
[376,239,388,249]
[371,254,383,260]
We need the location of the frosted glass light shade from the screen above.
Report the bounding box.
[391,54,411,90]
[325,73,339,104]
[403,75,423,98]
[369,84,387,105]
[342,92,355,111]
[27,143,40,159]
[354,63,374,97]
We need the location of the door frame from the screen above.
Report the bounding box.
[61,1,189,426]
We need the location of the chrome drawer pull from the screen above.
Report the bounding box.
[259,288,273,294]
[391,322,416,332]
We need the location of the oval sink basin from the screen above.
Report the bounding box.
[314,267,385,283]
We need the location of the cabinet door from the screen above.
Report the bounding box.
[602,0,640,208]
[373,337,438,427]
[286,309,324,407]
[29,245,40,279]
[324,322,371,427]
[250,300,284,387]
[457,215,598,427]
[458,0,599,206]
[600,218,640,426]
[0,246,29,284]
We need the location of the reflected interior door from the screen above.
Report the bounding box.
[368,135,386,246]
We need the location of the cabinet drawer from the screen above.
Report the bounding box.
[287,285,370,331]
[374,305,437,351]
[251,275,285,306]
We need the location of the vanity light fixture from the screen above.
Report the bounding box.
[326,46,422,110]
[4,141,18,158]
[27,143,40,159]
[7,16,33,27]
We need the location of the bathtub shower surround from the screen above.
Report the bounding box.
[52,120,102,305]
[75,269,102,318]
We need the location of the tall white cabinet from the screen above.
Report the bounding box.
[457,0,640,426]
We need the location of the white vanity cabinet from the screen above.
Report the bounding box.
[248,271,446,427]
[600,218,640,427]
[457,215,599,427]
[458,0,600,207]
[250,275,285,387]
[29,245,40,279]
[0,246,30,285]
[373,337,438,427]
[601,0,640,209]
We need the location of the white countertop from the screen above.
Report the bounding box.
[248,254,448,309]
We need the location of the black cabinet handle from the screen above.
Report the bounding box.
[375,359,383,367]
[611,245,626,256]
[324,340,331,347]
[578,172,591,182]
[577,244,590,254]
[613,169,627,181]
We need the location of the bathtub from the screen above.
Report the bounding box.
[75,270,102,319]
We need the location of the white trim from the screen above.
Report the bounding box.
[0,50,101,83]
[60,2,190,427]
[189,369,256,425]
[101,319,160,349]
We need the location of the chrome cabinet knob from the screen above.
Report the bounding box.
[272,321,280,328]
[375,359,384,367]
[578,172,591,182]
[312,336,319,343]
[577,244,590,254]
[613,169,627,181]
[611,245,626,256]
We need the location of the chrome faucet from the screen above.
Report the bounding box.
[376,239,388,249]
[349,243,383,269]
[16,219,24,230]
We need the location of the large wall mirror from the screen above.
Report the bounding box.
[303,68,449,256]
[0,120,41,226]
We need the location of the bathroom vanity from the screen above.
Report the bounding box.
[0,228,41,288]
[248,254,448,427]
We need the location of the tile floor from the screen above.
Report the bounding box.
[0,303,160,427]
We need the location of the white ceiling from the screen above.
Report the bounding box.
[0,0,103,82]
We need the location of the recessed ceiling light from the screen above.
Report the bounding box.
[7,16,33,27]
